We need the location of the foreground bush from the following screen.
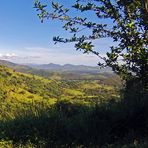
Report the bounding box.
[0,97,148,147]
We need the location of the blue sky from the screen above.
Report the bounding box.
[0,0,114,66]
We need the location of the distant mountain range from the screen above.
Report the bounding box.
[0,60,113,74]
[27,63,112,73]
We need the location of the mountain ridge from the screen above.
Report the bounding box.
[24,62,113,73]
[0,59,113,73]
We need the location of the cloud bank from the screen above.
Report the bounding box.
[0,53,18,59]
[0,46,106,66]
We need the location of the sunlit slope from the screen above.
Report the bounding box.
[0,64,58,119]
[0,64,120,119]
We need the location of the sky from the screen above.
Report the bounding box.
[0,0,114,66]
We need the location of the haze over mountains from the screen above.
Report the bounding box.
[0,59,112,74]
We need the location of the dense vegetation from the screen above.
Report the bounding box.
[0,64,148,147]
[32,1,148,146]
[0,0,147,146]
[0,64,120,146]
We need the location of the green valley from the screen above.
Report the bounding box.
[0,63,148,148]
[0,63,123,147]
[0,64,120,120]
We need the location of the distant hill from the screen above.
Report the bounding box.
[0,59,32,72]
[26,63,113,73]
[0,60,113,73]
[0,60,114,80]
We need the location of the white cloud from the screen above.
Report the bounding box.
[22,52,103,66]
[0,46,107,66]
[0,53,18,59]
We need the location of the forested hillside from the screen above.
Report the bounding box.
[0,64,148,147]
[0,64,122,147]
[0,64,120,120]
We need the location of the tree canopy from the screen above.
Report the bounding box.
[34,0,148,89]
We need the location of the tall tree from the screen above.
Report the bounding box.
[34,0,148,90]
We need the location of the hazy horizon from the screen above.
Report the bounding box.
[0,58,100,67]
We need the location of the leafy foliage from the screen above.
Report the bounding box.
[34,0,148,90]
